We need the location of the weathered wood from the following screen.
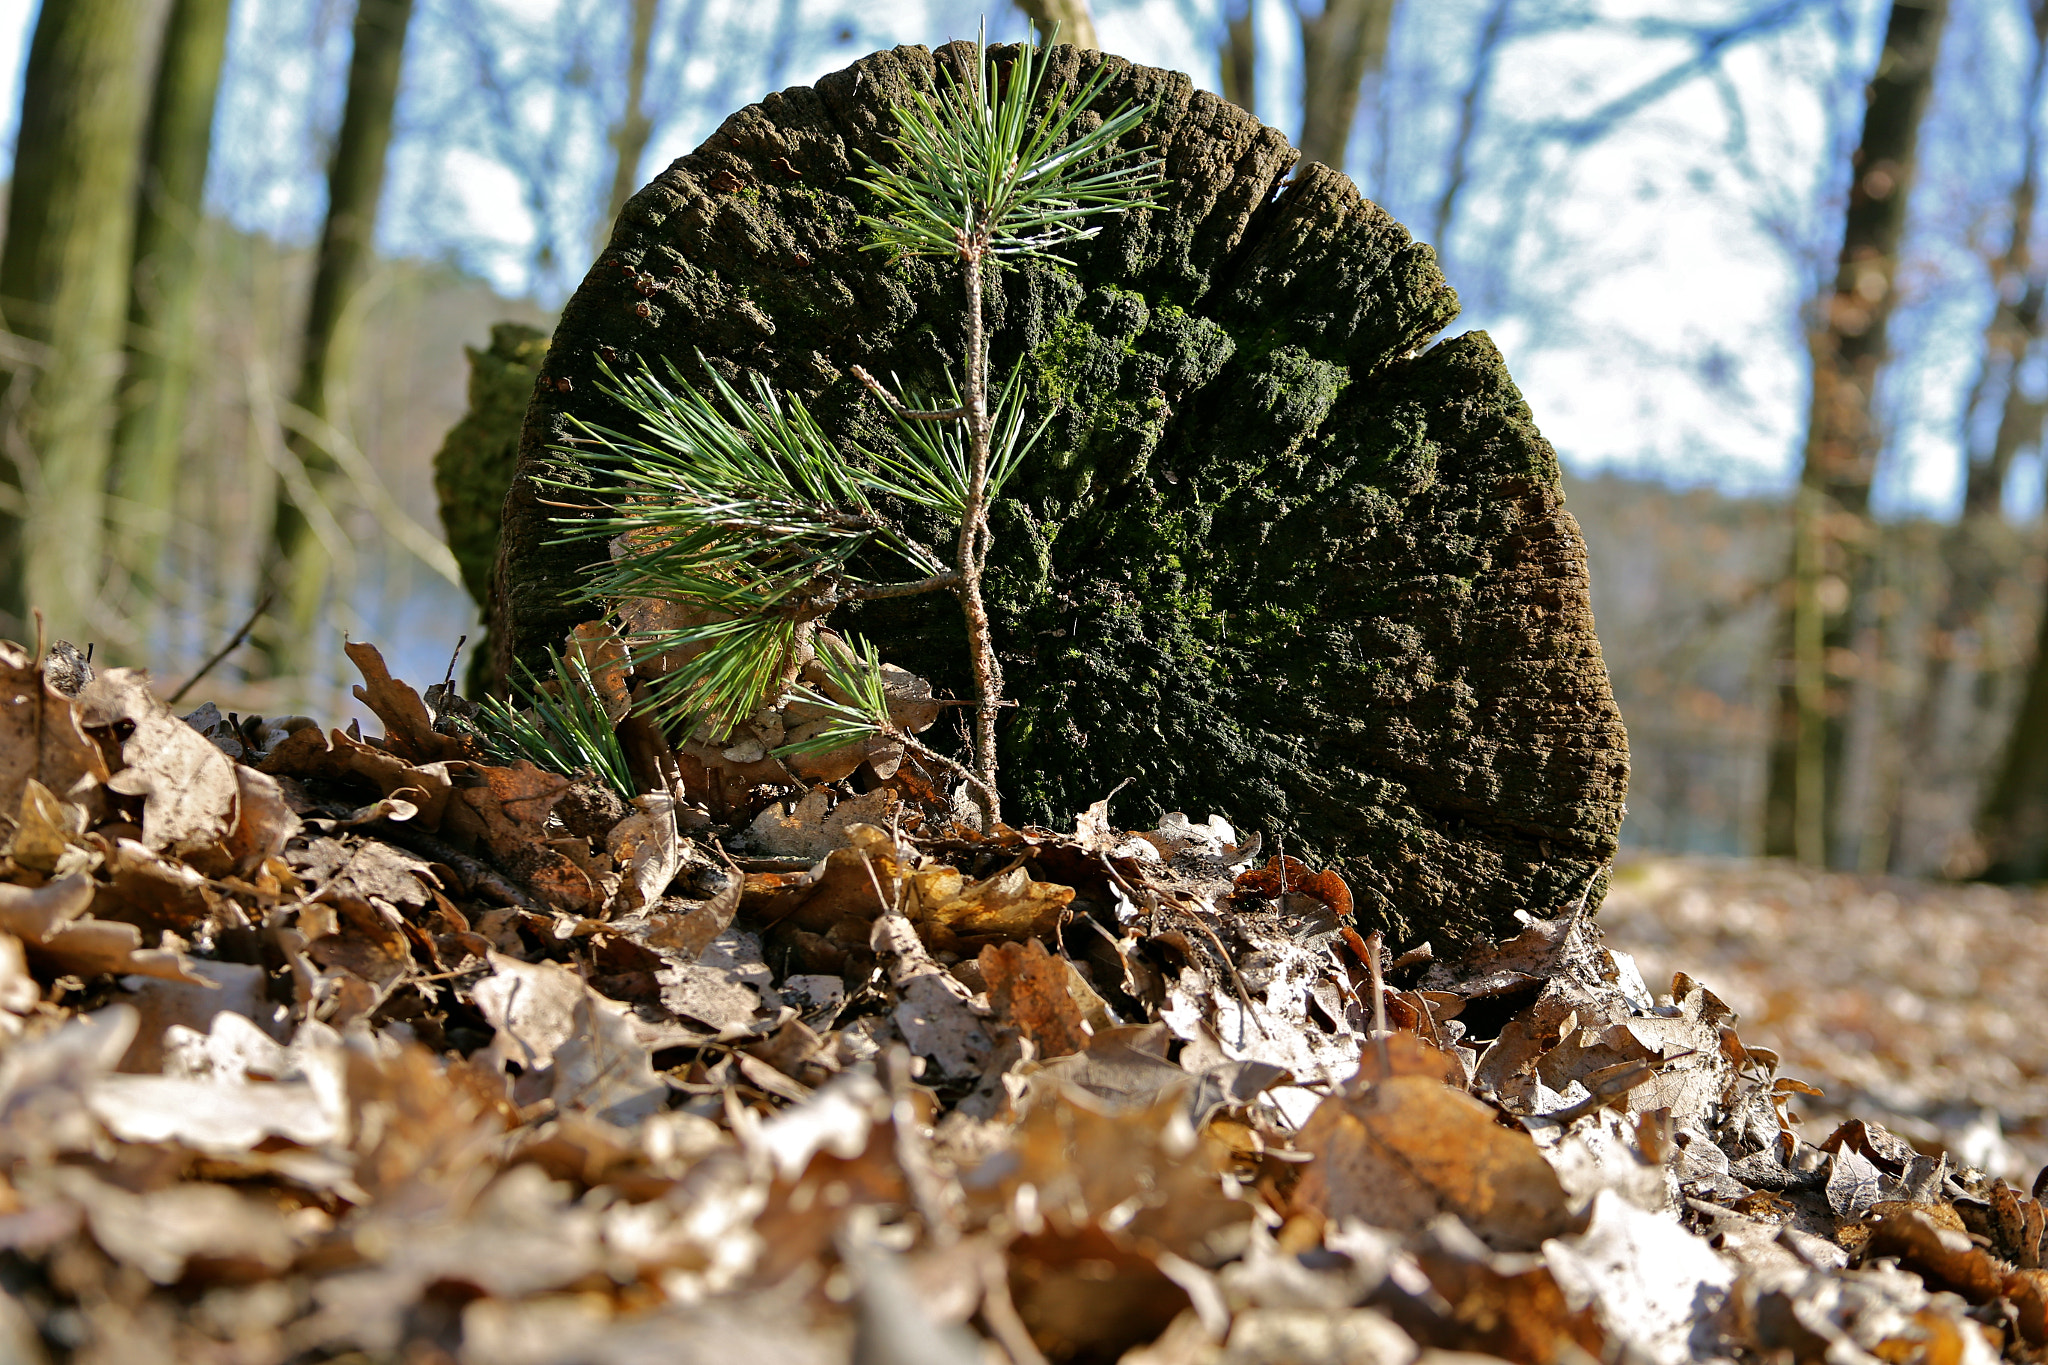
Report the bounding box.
[492,41,1630,946]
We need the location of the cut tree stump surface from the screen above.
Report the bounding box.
[493,40,1630,946]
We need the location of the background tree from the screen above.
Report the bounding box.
[1881,0,2048,870]
[1014,0,1098,50]
[110,0,236,603]
[0,0,167,640]
[257,0,417,678]
[1762,0,1951,865]
[598,0,662,251]
[1297,0,1396,172]
[1215,0,1397,175]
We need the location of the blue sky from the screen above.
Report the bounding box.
[0,0,2033,518]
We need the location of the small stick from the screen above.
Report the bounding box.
[1190,913,1269,1041]
[168,592,274,705]
[979,1248,1050,1365]
[884,1045,958,1247]
[1363,928,1390,1077]
[441,633,467,687]
[857,848,904,917]
[848,364,970,422]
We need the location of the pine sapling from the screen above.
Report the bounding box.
[535,34,1163,828]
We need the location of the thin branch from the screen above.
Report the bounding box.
[903,732,1000,819]
[168,592,274,705]
[848,572,962,601]
[1431,0,1511,247]
[1537,0,1817,148]
[848,365,969,422]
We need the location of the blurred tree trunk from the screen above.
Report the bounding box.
[0,0,166,640]
[109,0,234,602]
[1761,0,1949,864]
[1297,0,1396,173]
[1981,594,2048,878]
[257,0,416,679]
[1893,0,2048,874]
[1218,1,1399,178]
[598,0,661,250]
[1014,0,1097,50]
[1220,0,1255,116]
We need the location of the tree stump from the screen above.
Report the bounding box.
[492,41,1630,947]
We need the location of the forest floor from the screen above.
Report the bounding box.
[1604,853,2048,1181]
[12,639,2048,1363]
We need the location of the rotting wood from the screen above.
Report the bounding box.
[486,40,1630,947]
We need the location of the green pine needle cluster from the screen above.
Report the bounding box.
[518,31,1163,818]
[778,633,899,761]
[477,649,637,798]
[853,34,1162,263]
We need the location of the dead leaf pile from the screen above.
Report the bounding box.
[0,639,2037,1363]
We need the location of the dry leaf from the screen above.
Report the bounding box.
[1541,1190,1735,1365]
[345,639,473,763]
[607,790,684,910]
[872,913,992,1080]
[0,874,208,983]
[982,937,1094,1060]
[0,641,106,827]
[1296,1076,1576,1251]
[472,953,668,1124]
[260,723,456,828]
[75,668,238,856]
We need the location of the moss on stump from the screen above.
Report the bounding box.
[435,321,550,611]
[492,41,1630,947]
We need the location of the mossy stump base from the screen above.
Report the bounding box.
[492,41,1630,948]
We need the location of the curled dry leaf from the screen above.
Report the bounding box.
[260,722,456,828]
[1296,1075,1577,1251]
[1234,854,1354,918]
[909,856,1075,952]
[345,640,475,763]
[741,787,899,861]
[75,667,238,857]
[607,790,684,911]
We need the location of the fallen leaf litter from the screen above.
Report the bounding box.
[0,640,2040,1363]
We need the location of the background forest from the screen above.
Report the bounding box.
[0,0,2037,878]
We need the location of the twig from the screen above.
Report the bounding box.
[979,1247,1050,1365]
[168,592,274,705]
[441,634,467,687]
[856,848,904,917]
[884,1045,958,1247]
[847,573,966,601]
[902,734,1001,822]
[847,571,963,601]
[848,365,970,422]
[1363,928,1390,1078]
[1190,913,1269,1042]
